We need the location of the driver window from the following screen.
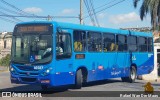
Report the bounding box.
[56,33,72,59]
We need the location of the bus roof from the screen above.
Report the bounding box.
[16,21,153,37]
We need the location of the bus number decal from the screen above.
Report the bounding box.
[34,66,44,70]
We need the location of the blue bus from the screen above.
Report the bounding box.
[10,21,154,90]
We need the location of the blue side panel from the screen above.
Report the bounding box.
[74,52,154,82]
[74,52,131,82]
[132,53,154,75]
[53,72,75,86]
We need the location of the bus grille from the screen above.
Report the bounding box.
[21,77,37,83]
[19,72,39,76]
[16,66,38,71]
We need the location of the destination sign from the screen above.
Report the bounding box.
[17,25,49,33]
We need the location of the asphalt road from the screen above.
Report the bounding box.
[0,72,160,100]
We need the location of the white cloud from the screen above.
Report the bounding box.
[23,7,43,14]
[98,13,106,19]
[62,9,75,14]
[109,12,140,24]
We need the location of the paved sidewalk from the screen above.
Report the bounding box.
[0,66,9,71]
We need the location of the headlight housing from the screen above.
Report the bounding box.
[10,67,14,72]
[41,67,52,76]
[9,66,17,74]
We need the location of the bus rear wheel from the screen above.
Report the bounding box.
[75,69,82,89]
[121,66,136,83]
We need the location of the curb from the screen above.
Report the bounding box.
[141,78,160,83]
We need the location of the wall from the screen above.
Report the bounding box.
[0,33,12,59]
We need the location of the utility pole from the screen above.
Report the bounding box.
[47,15,52,21]
[80,0,83,24]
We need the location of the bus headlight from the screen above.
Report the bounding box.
[10,67,14,72]
[9,66,17,74]
[41,67,52,76]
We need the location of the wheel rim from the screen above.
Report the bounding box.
[131,69,135,79]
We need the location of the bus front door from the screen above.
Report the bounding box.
[54,32,74,86]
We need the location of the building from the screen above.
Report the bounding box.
[0,32,12,59]
[120,27,152,32]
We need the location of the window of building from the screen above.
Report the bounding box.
[138,37,147,52]
[4,40,6,49]
[87,32,102,52]
[117,35,127,51]
[103,33,116,52]
[127,36,137,52]
[73,30,86,52]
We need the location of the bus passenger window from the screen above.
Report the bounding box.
[73,31,86,52]
[127,36,137,52]
[56,33,72,59]
[87,32,102,52]
[138,37,147,52]
[103,33,115,52]
[117,35,127,52]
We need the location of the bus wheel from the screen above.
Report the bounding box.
[121,66,136,83]
[129,66,136,83]
[75,69,82,89]
[41,85,48,91]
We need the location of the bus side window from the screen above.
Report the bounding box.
[127,36,137,52]
[103,33,115,52]
[73,30,86,52]
[138,37,147,52]
[56,33,72,59]
[87,32,102,52]
[117,35,127,52]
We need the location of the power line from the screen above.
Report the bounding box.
[0,11,23,22]
[0,6,27,16]
[96,0,126,14]
[92,0,119,12]
[0,0,37,17]
[84,0,119,15]
[84,0,96,26]
[89,0,100,26]
[0,16,17,24]
[84,0,126,18]
[0,0,45,21]
[0,14,79,19]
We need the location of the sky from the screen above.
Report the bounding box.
[0,0,151,32]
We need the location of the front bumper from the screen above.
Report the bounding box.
[10,72,54,87]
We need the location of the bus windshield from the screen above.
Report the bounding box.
[11,34,52,64]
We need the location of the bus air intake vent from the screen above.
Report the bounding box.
[21,77,37,83]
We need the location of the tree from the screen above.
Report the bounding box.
[0,54,10,67]
[133,0,160,30]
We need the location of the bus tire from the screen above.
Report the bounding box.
[129,66,136,83]
[75,69,82,89]
[121,66,136,83]
[41,85,48,91]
